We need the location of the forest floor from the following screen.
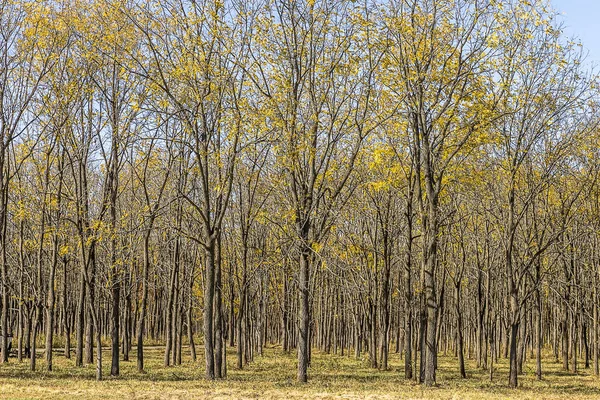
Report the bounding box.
[0,345,599,399]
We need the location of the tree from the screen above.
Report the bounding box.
[383,0,499,385]
[248,0,384,382]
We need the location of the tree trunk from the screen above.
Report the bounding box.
[594,266,599,375]
[187,261,196,362]
[297,243,310,383]
[536,287,542,380]
[46,156,63,371]
[76,270,86,367]
[203,238,216,379]
[137,230,152,372]
[164,238,179,367]
[63,257,71,359]
[214,235,223,378]
[237,247,247,369]
[508,281,519,388]
[455,285,466,379]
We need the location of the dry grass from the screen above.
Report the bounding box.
[0,345,599,399]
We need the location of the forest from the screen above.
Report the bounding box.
[1,0,600,398]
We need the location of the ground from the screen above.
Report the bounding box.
[0,346,599,399]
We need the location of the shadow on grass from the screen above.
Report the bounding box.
[1,346,599,400]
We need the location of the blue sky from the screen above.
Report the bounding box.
[552,0,600,68]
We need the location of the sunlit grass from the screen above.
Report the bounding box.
[0,344,599,399]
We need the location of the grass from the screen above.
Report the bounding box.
[1,345,600,399]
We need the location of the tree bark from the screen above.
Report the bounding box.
[203,238,216,379]
[137,228,152,372]
[297,242,311,383]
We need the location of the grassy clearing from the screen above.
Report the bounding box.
[0,346,599,399]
